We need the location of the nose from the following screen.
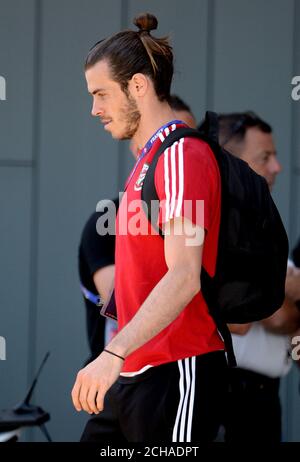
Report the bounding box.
[91,99,103,117]
[270,155,282,175]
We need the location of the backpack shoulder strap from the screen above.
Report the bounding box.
[141,127,203,224]
[142,110,220,219]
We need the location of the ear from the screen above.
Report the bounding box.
[128,73,149,98]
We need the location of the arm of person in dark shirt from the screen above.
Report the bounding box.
[93,265,115,304]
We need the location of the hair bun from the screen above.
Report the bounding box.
[133,13,158,33]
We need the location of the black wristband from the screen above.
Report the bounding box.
[103,348,125,361]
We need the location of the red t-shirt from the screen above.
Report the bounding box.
[115,123,224,373]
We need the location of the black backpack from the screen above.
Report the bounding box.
[141,111,289,366]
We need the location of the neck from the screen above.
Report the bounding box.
[133,99,178,151]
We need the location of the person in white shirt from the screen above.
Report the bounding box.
[218,111,300,442]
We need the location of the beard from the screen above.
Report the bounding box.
[118,93,141,140]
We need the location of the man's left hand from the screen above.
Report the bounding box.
[71,351,123,414]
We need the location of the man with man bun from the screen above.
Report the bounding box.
[72,13,227,442]
[78,94,196,442]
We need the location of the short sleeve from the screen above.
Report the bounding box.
[154,137,220,232]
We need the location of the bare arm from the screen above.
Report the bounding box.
[261,297,300,334]
[228,299,300,336]
[229,305,300,337]
[261,268,300,334]
[93,264,115,304]
[107,218,203,357]
[71,217,204,414]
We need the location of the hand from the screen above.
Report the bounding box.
[71,350,123,414]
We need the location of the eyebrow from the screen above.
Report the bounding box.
[90,88,105,95]
[257,149,277,157]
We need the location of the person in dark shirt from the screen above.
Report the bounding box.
[78,197,125,442]
[79,198,119,364]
